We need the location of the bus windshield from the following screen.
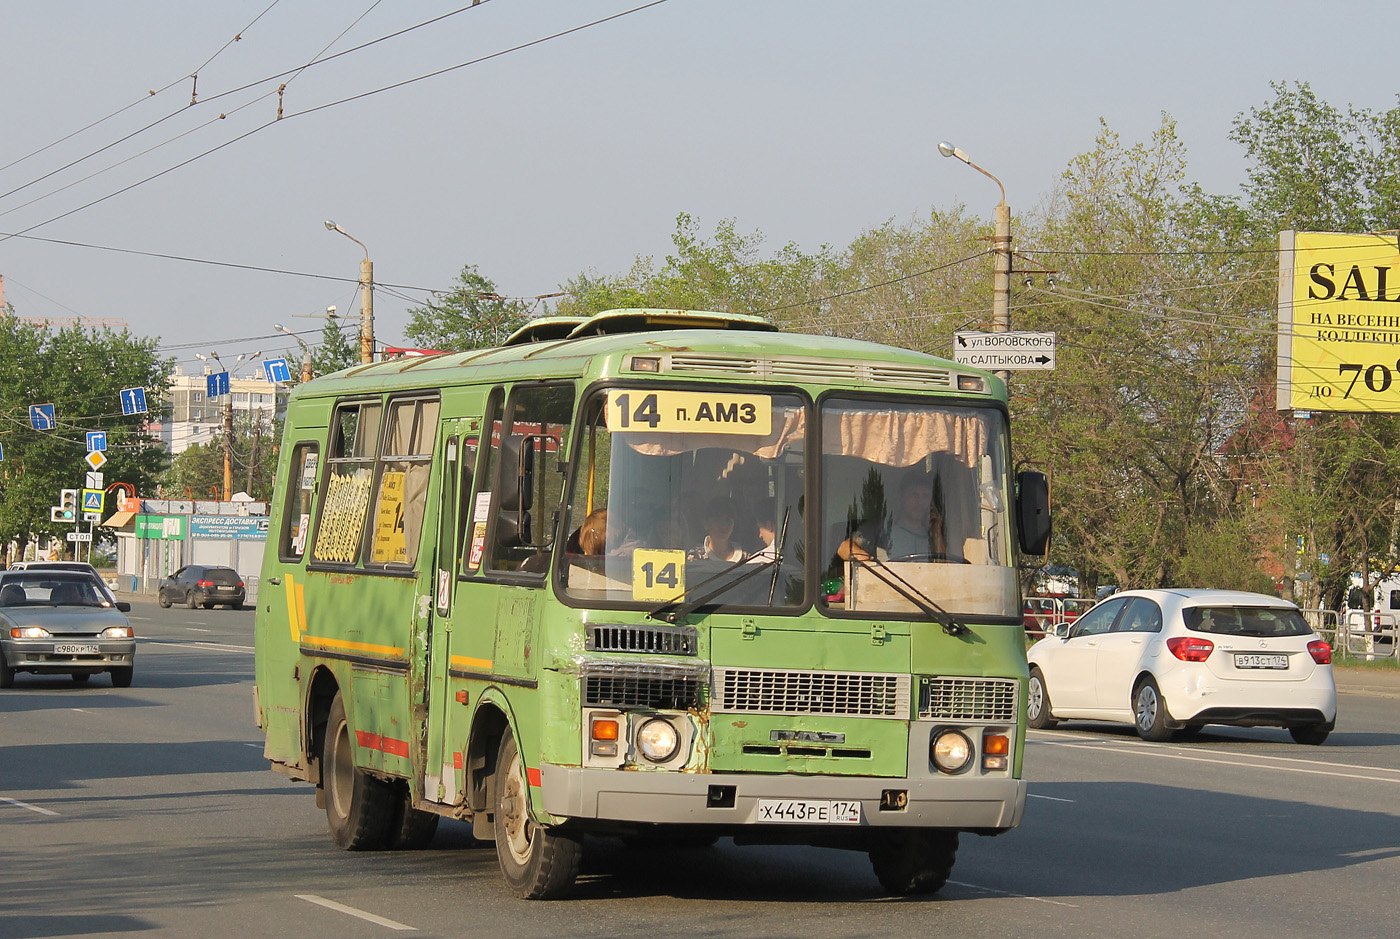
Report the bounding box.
[817,397,1018,619]
[562,388,806,611]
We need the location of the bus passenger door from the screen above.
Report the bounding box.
[423,420,478,805]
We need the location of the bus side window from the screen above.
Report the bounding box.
[460,390,504,574]
[280,442,319,562]
[488,383,576,576]
[366,396,439,568]
[311,400,382,565]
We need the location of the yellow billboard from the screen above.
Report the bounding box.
[1279,230,1400,412]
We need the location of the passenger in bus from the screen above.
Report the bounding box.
[688,496,746,562]
[835,473,952,562]
[747,510,779,563]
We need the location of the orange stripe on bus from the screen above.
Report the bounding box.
[301,635,405,657]
[353,731,409,758]
[450,655,494,670]
[453,752,463,770]
[526,767,542,788]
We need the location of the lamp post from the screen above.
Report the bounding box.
[325,220,374,364]
[274,323,314,383]
[938,141,1011,383]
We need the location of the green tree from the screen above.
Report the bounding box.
[404,266,529,351]
[0,315,171,556]
[158,410,280,503]
[310,316,358,377]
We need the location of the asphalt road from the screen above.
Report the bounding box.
[2,599,1397,938]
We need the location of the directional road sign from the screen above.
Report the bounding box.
[85,472,103,489]
[29,403,56,430]
[207,372,230,398]
[264,358,291,383]
[952,330,1057,370]
[87,431,108,451]
[120,387,148,415]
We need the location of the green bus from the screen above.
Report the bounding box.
[253,309,1050,899]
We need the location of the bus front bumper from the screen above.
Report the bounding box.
[539,763,1026,830]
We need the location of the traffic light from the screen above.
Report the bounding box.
[52,489,78,523]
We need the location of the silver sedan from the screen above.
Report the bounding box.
[0,570,136,687]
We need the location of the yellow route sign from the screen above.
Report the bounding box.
[605,389,772,435]
[1279,230,1400,412]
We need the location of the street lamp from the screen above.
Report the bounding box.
[325,220,374,365]
[274,323,314,383]
[938,141,1011,382]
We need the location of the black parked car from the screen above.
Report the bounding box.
[158,565,246,610]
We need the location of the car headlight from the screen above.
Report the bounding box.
[635,718,681,763]
[11,626,50,639]
[930,729,974,774]
[101,626,134,639]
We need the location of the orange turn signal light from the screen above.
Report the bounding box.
[982,733,1009,756]
[591,719,620,741]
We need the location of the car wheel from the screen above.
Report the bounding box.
[201,601,215,610]
[1026,667,1058,729]
[323,692,395,850]
[1133,677,1173,742]
[157,590,172,609]
[0,655,14,689]
[869,829,958,895]
[71,672,92,683]
[110,666,133,688]
[186,590,199,609]
[493,727,581,898]
[1290,721,1333,745]
[232,602,246,611]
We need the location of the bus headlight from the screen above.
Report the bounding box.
[635,718,681,763]
[930,729,973,774]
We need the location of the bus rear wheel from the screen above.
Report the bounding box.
[869,829,958,895]
[323,692,395,850]
[492,729,580,899]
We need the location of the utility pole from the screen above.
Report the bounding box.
[325,221,374,364]
[939,141,1011,384]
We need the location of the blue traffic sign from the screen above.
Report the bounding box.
[120,387,148,415]
[206,372,230,398]
[87,431,108,452]
[29,404,56,431]
[264,358,291,383]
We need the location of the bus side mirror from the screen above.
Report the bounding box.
[1016,470,1051,555]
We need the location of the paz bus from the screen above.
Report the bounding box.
[253,308,1051,899]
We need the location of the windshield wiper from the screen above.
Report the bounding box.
[846,553,969,636]
[648,509,791,624]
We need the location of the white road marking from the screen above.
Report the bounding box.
[186,627,212,632]
[1035,738,1400,784]
[1027,793,1075,803]
[244,743,262,748]
[948,879,1078,907]
[295,895,416,930]
[1,797,59,817]
[1030,729,1400,776]
[140,639,253,655]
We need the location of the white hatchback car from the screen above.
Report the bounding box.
[1026,589,1336,744]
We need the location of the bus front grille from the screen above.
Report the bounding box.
[712,668,910,718]
[581,661,707,710]
[586,623,698,656]
[918,676,1018,722]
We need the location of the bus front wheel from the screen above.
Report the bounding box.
[492,729,581,899]
[869,829,958,895]
[323,692,395,850]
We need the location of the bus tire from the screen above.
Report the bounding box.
[323,692,395,850]
[390,793,441,850]
[492,728,580,899]
[869,829,958,895]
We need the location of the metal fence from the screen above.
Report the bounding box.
[1341,609,1398,660]
[1022,597,1095,639]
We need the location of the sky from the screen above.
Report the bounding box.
[2,0,1399,378]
